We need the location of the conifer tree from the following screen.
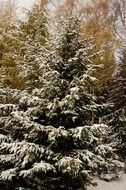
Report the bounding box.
[0,0,26,91]
[20,0,48,46]
[107,50,126,157]
[0,0,49,92]
[0,16,123,190]
[19,0,49,91]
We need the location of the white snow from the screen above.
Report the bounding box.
[0,168,17,181]
[20,161,56,177]
[88,173,126,190]
[57,157,83,176]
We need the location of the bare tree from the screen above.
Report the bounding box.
[111,0,126,43]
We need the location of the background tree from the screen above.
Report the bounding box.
[0,0,17,33]
[111,0,126,44]
[81,0,118,92]
[0,0,25,90]
[106,50,126,158]
[18,0,49,91]
[0,0,49,92]
[20,0,48,46]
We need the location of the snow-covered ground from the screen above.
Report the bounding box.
[88,174,126,190]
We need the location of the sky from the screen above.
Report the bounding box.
[2,0,58,19]
[17,0,58,18]
[16,0,36,18]
[18,0,36,9]
[17,0,59,10]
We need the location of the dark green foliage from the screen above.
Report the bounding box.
[0,16,123,190]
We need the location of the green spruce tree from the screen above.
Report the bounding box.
[0,16,123,190]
